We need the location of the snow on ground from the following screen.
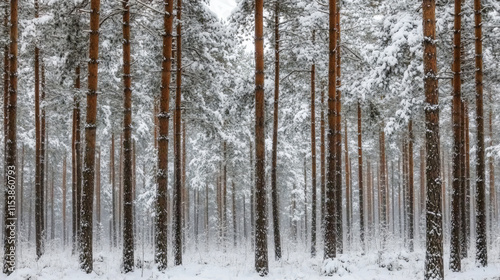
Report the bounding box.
[4,241,500,279]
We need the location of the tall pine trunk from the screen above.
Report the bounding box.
[80,0,101,272]
[450,0,463,268]
[357,102,364,251]
[122,0,134,271]
[324,0,338,261]
[334,3,343,254]
[254,0,269,274]
[270,1,282,261]
[3,0,17,273]
[408,120,414,252]
[155,0,174,270]
[173,0,183,266]
[423,0,443,278]
[474,0,487,267]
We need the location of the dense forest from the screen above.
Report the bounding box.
[1,0,500,279]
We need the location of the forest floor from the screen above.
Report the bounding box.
[5,240,500,279]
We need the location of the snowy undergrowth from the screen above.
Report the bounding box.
[4,242,500,279]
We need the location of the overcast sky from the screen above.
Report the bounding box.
[208,0,237,20]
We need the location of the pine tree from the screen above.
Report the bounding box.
[121,0,134,272]
[270,0,282,261]
[80,0,101,272]
[324,0,338,261]
[155,0,174,270]
[423,0,443,278]
[474,0,487,267]
[3,0,17,273]
[254,0,269,275]
[310,30,317,257]
[357,101,364,252]
[450,0,463,270]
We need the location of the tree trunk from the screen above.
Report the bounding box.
[254,0,268,274]
[304,157,308,243]
[464,101,470,254]
[155,0,174,270]
[334,2,343,254]
[310,30,317,257]
[111,134,117,248]
[270,1,282,261]
[232,181,237,247]
[63,154,67,246]
[121,0,134,271]
[71,67,80,254]
[408,120,414,252]
[379,124,387,246]
[172,0,183,266]
[344,120,350,249]
[3,0,17,272]
[423,0,444,277]
[488,92,494,247]
[80,0,101,272]
[474,0,487,267]
[320,83,326,230]
[96,147,101,244]
[449,0,463,269]
[249,138,255,248]
[41,64,47,248]
[324,0,338,261]
[357,102,364,251]
[50,168,55,240]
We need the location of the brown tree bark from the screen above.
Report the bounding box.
[34,0,43,259]
[121,0,134,271]
[357,102,364,250]
[3,0,17,272]
[155,0,174,270]
[71,67,80,254]
[474,0,487,267]
[423,0,444,277]
[80,0,101,271]
[324,0,338,261]
[173,0,183,266]
[254,0,268,274]
[310,30,317,258]
[450,0,463,270]
[270,1,282,260]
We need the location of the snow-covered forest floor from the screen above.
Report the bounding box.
[6,242,500,279]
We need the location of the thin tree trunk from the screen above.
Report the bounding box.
[423,0,443,277]
[474,0,487,267]
[304,157,308,243]
[71,67,79,254]
[320,83,326,230]
[111,134,117,247]
[80,0,101,271]
[344,120,350,249]
[310,30,317,257]
[50,168,55,240]
[464,101,470,253]
[270,1,282,260]
[41,64,47,247]
[249,139,255,248]
[357,102,364,251]
[232,181,237,247]
[325,0,338,261]
[96,147,101,244]
[173,0,183,266]
[254,0,268,274]
[334,2,343,254]
[408,120,414,252]
[155,0,174,270]
[122,0,134,271]
[488,91,494,246]
[450,0,463,269]
[63,154,67,246]
[3,0,17,272]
